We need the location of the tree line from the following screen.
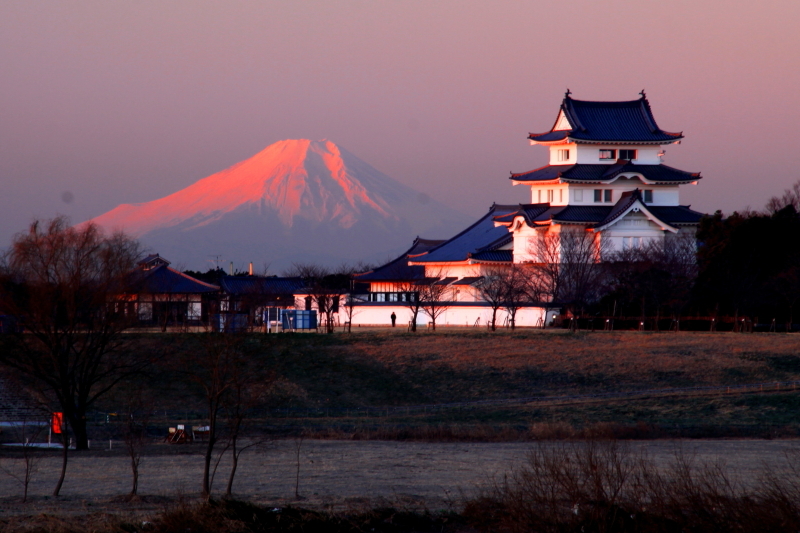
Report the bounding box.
[535,181,800,331]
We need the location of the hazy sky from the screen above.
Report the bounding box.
[2,0,800,247]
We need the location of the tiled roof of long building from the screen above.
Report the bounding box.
[126,265,220,294]
[409,204,518,264]
[528,95,684,144]
[469,250,513,263]
[354,237,445,281]
[510,162,700,183]
[220,276,306,295]
[451,276,484,286]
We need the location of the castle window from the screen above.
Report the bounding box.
[548,190,554,202]
[643,190,653,203]
[620,149,637,161]
[599,149,617,160]
[574,189,584,202]
[622,237,643,250]
[557,149,570,162]
[594,189,612,202]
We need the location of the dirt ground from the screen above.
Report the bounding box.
[1,439,799,519]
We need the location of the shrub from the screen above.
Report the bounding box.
[464,439,800,532]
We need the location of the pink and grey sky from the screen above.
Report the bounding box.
[2,0,799,247]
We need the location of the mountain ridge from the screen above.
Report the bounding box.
[85,139,470,270]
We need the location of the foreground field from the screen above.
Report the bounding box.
[4,331,800,530]
[2,439,799,512]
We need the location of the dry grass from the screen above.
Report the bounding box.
[4,440,800,532]
[83,330,800,440]
[464,439,800,532]
[343,331,800,391]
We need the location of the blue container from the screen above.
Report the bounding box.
[281,310,317,330]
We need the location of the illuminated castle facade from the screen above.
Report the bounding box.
[495,90,703,263]
[352,93,705,327]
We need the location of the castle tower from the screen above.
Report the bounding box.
[494,92,705,262]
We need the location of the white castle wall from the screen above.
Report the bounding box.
[342,304,551,328]
[528,178,681,206]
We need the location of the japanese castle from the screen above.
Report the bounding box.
[354,92,705,327]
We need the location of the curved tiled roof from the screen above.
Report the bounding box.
[510,162,700,184]
[354,237,445,281]
[220,276,305,295]
[529,96,683,144]
[495,198,704,230]
[551,206,618,224]
[127,264,220,294]
[492,203,562,226]
[469,250,513,263]
[595,190,642,228]
[477,233,513,252]
[647,205,705,224]
[409,204,518,264]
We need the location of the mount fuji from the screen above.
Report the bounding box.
[85,139,470,271]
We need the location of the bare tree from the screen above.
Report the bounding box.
[771,264,800,332]
[559,228,609,324]
[659,233,699,328]
[0,417,47,502]
[184,332,273,499]
[766,180,800,214]
[530,227,609,328]
[530,230,563,325]
[221,365,273,498]
[419,270,453,331]
[119,387,153,500]
[503,264,539,330]
[607,233,697,329]
[342,264,375,333]
[187,333,243,499]
[293,431,305,500]
[341,291,363,333]
[396,280,423,332]
[285,263,349,334]
[477,269,506,331]
[0,217,146,495]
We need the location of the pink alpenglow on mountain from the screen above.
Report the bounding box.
[86,140,468,270]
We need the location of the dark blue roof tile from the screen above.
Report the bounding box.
[551,206,611,223]
[354,237,445,281]
[410,204,518,264]
[510,162,700,184]
[220,277,305,295]
[648,206,705,224]
[469,250,513,263]
[127,265,220,294]
[452,276,484,286]
[529,96,683,144]
[595,190,641,227]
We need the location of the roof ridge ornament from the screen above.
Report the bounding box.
[565,88,572,98]
[640,89,646,98]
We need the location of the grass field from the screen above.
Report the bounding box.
[88,329,800,439]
